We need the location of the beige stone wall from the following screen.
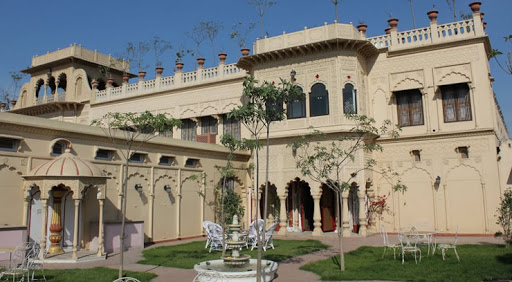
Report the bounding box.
[0,113,250,244]
[374,132,501,234]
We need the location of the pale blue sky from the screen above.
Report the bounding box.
[1,0,511,130]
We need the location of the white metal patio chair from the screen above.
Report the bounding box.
[207,224,225,253]
[193,270,227,282]
[437,225,460,261]
[28,242,47,281]
[0,242,36,282]
[247,219,264,251]
[203,221,214,249]
[262,222,279,251]
[398,232,422,264]
[380,225,400,259]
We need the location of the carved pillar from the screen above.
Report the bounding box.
[40,199,48,259]
[72,199,80,259]
[277,192,288,235]
[358,192,367,237]
[312,193,323,236]
[23,197,30,226]
[342,193,351,237]
[97,199,104,257]
[292,184,299,232]
[48,190,66,254]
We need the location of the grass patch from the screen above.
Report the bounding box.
[30,267,157,281]
[139,239,328,269]
[300,244,512,281]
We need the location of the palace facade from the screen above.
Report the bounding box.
[0,4,510,258]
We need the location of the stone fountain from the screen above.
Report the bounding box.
[194,215,278,281]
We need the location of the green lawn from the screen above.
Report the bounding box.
[138,239,329,269]
[300,245,512,281]
[30,267,157,282]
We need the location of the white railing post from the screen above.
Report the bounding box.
[430,21,439,43]
[175,69,183,87]
[390,28,398,47]
[472,13,484,36]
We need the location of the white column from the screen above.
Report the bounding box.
[342,193,351,237]
[40,199,48,259]
[292,185,299,232]
[312,193,323,236]
[72,199,80,259]
[97,199,104,257]
[277,193,288,235]
[358,192,367,237]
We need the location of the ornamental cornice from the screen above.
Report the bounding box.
[377,129,494,144]
[387,36,490,58]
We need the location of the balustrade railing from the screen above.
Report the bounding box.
[94,63,244,102]
[437,20,475,39]
[33,92,66,105]
[368,18,481,49]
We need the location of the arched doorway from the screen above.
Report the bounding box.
[259,183,280,228]
[348,183,360,233]
[286,178,314,231]
[320,185,336,232]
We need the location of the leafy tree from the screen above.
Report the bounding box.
[290,114,405,271]
[230,22,256,49]
[91,111,181,278]
[151,36,172,70]
[200,21,223,66]
[1,72,26,107]
[489,35,512,76]
[187,23,207,60]
[126,41,150,72]
[247,0,276,38]
[230,75,303,282]
[495,189,512,247]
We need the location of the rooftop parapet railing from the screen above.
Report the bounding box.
[367,13,485,50]
[31,44,127,72]
[93,63,244,103]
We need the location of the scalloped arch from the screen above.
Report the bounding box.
[179,108,198,119]
[392,77,423,91]
[445,163,482,181]
[437,71,471,85]
[198,105,219,117]
[401,166,433,182]
[221,102,239,113]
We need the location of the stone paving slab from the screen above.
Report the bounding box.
[43,233,502,282]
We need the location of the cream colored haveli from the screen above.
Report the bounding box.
[0,3,510,259]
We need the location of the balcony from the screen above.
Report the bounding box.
[196,134,217,144]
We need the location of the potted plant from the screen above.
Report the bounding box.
[356,20,367,33]
[388,18,399,29]
[427,8,439,22]
[175,49,189,72]
[196,57,205,68]
[230,22,256,57]
[151,36,172,77]
[469,2,482,13]
[218,51,227,64]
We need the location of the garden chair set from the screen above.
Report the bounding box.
[380,224,460,263]
[202,219,280,253]
[0,242,46,282]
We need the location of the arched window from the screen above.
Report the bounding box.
[343,83,357,114]
[287,86,306,119]
[96,79,106,91]
[181,119,197,141]
[51,140,70,156]
[75,77,83,98]
[35,79,44,98]
[310,83,329,117]
[57,73,67,94]
[47,76,56,94]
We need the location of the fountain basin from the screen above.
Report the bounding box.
[194,259,278,281]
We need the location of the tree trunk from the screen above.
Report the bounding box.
[261,126,271,281]
[336,190,345,271]
[255,142,262,282]
[119,157,130,278]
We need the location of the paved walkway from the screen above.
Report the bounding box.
[44,233,502,282]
